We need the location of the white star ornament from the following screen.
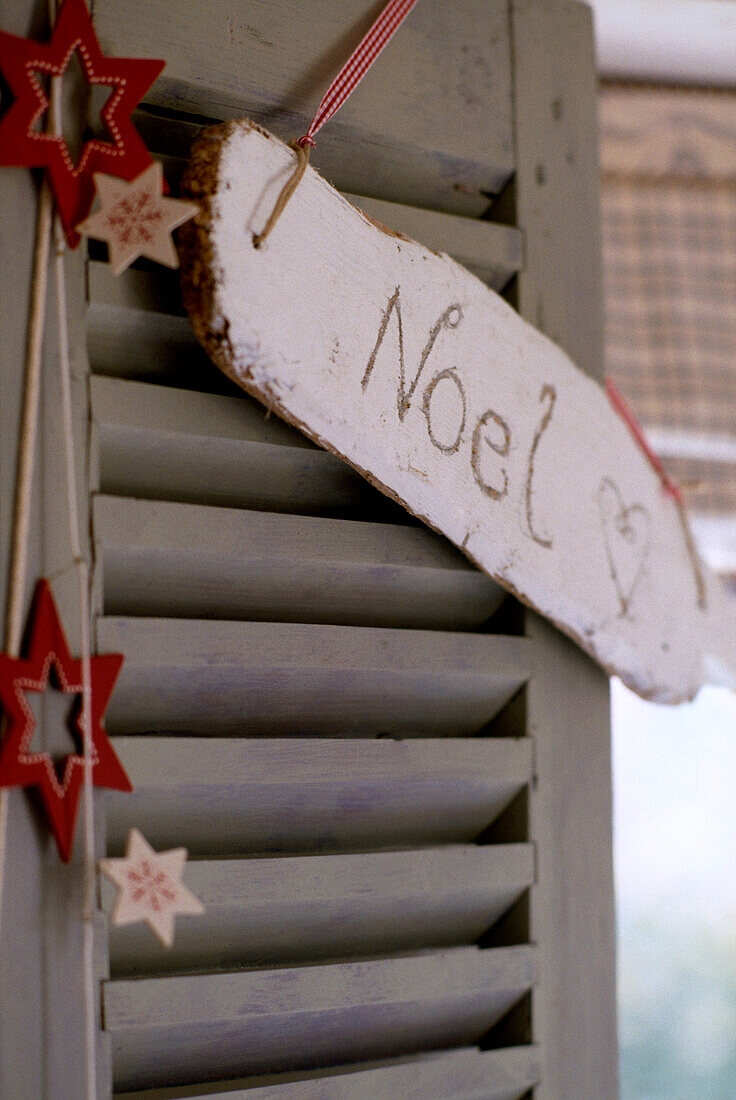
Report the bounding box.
[99,827,204,948]
[76,160,198,275]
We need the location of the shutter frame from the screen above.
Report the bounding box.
[0,2,616,1096]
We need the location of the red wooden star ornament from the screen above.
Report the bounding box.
[0,579,132,862]
[0,0,164,244]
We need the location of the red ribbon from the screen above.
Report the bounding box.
[297,0,421,149]
[605,377,683,504]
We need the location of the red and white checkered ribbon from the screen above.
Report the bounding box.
[297,0,422,149]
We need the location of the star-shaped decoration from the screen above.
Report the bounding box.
[99,828,204,947]
[0,579,132,862]
[0,0,164,243]
[76,161,198,274]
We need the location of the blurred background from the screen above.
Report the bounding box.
[590,2,736,1095]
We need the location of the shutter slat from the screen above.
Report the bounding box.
[91,0,514,216]
[104,844,533,976]
[97,426,387,517]
[87,306,214,386]
[343,193,523,290]
[98,619,530,736]
[106,737,531,854]
[104,945,536,1091]
[94,496,505,629]
[91,376,311,448]
[91,377,403,518]
[89,261,189,318]
[113,1045,540,1100]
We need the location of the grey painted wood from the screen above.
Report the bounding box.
[87,302,213,386]
[511,0,605,382]
[0,12,48,1093]
[112,1045,540,1100]
[0,3,113,1094]
[0,2,615,1097]
[98,618,530,735]
[92,0,514,216]
[103,945,536,1091]
[343,193,523,290]
[103,844,533,975]
[89,261,189,318]
[93,496,506,629]
[511,3,618,1094]
[95,411,395,517]
[91,377,407,519]
[525,614,618,1099]
[90,375,311,449]
[105,736,532,855]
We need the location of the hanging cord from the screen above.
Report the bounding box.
[605,377,707,610]
[0,161,55,928]
[0,1,98,1090]
[252,141,311,249]
[53,219,98,1100]
[253,0,421,247]
[46,42,98,1097]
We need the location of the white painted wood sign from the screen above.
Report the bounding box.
[180,119,736,704]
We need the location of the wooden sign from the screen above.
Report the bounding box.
[179,120,736,704]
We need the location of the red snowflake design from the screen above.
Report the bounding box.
[125,857,177,914]
[105,190,164,246]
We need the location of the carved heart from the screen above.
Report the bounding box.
[598,478,652,615]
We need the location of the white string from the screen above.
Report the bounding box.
[0,0,98,1082]
[0,182,54,922]
[48,49,98,1099]
[53,215,98,1100]
[0,0,58,941]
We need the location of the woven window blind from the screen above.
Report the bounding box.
[600,85,736,547]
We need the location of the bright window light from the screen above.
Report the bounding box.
[613,679,736,1096]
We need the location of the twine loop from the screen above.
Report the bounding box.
[252,141,311,249]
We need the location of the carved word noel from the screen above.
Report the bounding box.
[360,288,557,551]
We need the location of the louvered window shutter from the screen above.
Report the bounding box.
[0,2,617,1098]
